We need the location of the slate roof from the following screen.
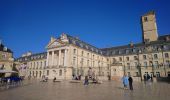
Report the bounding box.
[101,36,170,56]
[0,43,13,53]
[15,52,47,62]
[66,34,104,55]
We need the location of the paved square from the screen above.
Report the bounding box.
[0,80,170,100]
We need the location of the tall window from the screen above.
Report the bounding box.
[40,62,42,67]
[37,62,39,69]
[87,53,89,58]
[98,61,100,67]
[119,57,122,61]
[126,57,129,61]
[73,57,76,65]
[81,51,84,56]
[2,54,6,59]
[44,61,46,67]
[165,53,169,58]
[136,72,139,77]
[59,70,62,76]
[47,70,49,76]
[134,62,138,68]
[154,54,158,59]
[144,17,148,22]
[73,49,76,54]
[154,61,159,68]
[166,60,170,67]
[30,63,32,69]
[144,62,147,68]
[134,56,138,60]
[34,62,35,69]
[127,63,130,70]
[143,55,147,60]
[112,58,116,63]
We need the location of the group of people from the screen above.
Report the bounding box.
[72,75,82,80]
[122,74,133,90]
[41,75,48,82]
[143,73,153,82]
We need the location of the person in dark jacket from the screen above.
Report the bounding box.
[128,76,133,90]
[84,76,89,85]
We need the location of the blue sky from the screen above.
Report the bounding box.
[0,0,170,58]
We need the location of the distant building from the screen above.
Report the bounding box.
[141,11,158,42]
[15,11,170,81]
[0,42,14,77]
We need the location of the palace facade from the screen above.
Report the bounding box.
[15,11,170,81]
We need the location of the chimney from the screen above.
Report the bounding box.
[50,36,56,42]
[130,41,134,48]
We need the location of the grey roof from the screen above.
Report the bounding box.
[66,34,104,55]
[15,52,47,62]
[66,34,170,56]
[0,43,13,53]
[158,34,170,41]
[101,40,170,56]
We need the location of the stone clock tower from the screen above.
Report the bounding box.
[141,11,158,43]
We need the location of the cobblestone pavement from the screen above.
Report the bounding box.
[0,80,170,100]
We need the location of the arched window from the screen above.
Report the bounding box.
[165,53,169,58]
[59,69,62,76]
[39,71,42,77]
[36,71,38,77]
[154,54,158,59]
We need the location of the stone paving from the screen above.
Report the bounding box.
[0,80,170,100]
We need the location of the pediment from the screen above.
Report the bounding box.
[47,40,66,49]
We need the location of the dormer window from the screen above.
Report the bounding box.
[91,48,94,51]
[119,50,122,54]
[80,43,83,47]
[144,17,148,22]
[3,47,7,51]
[85,45,88,49]
[126,49,130,54]
[100,51,102,54]
[96,49,98,53]
[132,48,136,53]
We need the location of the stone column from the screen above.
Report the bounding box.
[64,49,68,67]
[51,51,54,66]
[58,50,61,66]
[46,51,49,66]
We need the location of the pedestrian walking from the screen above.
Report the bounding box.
[84,76,89,85]
[143,74,147,84]
[128,76,133,90]
[122,74,129,89]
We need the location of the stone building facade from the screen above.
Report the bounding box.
[0,42,14,77]
[15,11,170,81]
